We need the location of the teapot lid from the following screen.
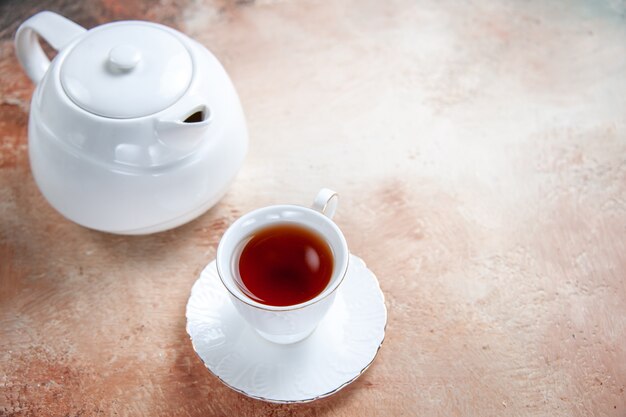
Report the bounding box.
[60,22,192,119]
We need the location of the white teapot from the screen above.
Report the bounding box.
[15,11,248,234]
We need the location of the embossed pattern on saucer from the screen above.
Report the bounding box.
[186,254,387,403]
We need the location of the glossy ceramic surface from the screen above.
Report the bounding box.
[60,22,194,119]
[15,11,248,234]
[186,254,387,403]
[216,189,349,344]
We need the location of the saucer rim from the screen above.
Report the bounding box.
[186,326,386,404]
[186,254,387,404]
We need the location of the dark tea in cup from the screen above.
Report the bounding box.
[236,224,334,307]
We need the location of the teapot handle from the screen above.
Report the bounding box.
[15,11,86,84]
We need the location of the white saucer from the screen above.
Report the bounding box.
[186,254,387,403]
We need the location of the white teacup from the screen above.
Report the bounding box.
[216,189,349,344]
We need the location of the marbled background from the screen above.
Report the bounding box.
[1,0,625,416]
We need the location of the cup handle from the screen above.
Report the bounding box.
[15,11,86,84]
[312,188,339,219]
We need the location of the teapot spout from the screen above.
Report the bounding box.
[156,106,212,152]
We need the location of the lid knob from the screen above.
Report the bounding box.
[108,44,141,71]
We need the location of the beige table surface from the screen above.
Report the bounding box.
[1,1,625,416]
